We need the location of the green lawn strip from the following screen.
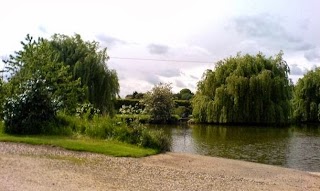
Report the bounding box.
[116,114,151,121]
[0,132,157,157]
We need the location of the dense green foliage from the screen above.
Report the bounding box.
[142,83,175,123]
[59,114,170,152]
[0,79,6,115]
[115,98,191,115]
[3,77,58,134]
[192,52,292,124]
[174,88,194,100]
[292,68,320,122]
[116,114,151,124]
[4,34,119,115]
[174,100,192,116]
[0,33,174,153]
[50,34,119,114]
[4,35,84,113]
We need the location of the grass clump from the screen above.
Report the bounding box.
[60,114,171,152]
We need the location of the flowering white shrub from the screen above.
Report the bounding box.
[3,78,59,134]
[119,103,145,115]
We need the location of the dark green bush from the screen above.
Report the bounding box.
[3,78,59,134]
[118,121,171,152]
[174,100,191,108]
[174,106,187,117]
[140,129,171,152]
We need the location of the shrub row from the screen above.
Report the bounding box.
[174,100,191,108]
[115,99,191,110]
[115,99,142,110]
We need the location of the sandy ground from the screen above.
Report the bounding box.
[0,142,319,191]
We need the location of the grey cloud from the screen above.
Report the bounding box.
[304,49,320,62]
[234,15,285,39]
[145,75,160,85]
[293,43,315,51]
[233,14,314,51]
[96,34,127,48]
[190,75,199,80]
[181,72,197,78]
[147,44,169,55]
[290,64,307,75]
[175,80,186,88]
[160,69,180,78]
[233,14,296,41]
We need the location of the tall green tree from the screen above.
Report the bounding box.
[4,35,84,113]
[4,34,119,114]
[292,68,320,122]
[50,34,119,114]
[179,88,194,100]
[192,52,292,124]
[142,83,175,123]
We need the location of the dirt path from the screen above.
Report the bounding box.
[0,142,319,191]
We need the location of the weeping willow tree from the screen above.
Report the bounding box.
[3,34,119,114]
[192,52,293,124]
[48,34,119,114]
[292,68,320,122]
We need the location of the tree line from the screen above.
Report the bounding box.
[1,34,320,131]
[192,51,320,124]
[0,34,119,133]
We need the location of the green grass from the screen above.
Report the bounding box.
[116,114,151,122]
[0,126,157,157]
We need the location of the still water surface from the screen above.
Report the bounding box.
[151,124,320,172]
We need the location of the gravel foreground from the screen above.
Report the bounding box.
[0,142,319,191]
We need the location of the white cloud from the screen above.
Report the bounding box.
[304,48,320,62]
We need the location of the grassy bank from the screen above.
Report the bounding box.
[115,114,181,124]
[0,124,157,157]
[116,114,151,123]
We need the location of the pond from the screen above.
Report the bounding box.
[150,124,320,172]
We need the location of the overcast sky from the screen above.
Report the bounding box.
[1,0,319,97]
